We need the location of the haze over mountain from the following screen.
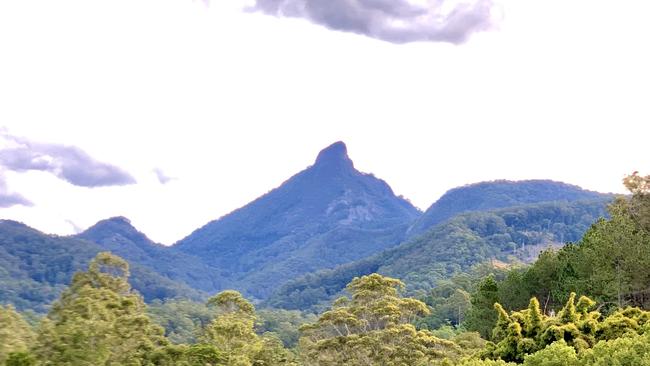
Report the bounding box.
[173,141,421,298]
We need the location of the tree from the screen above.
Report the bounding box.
[581,327,650,366]
[465,275,500,339]
[203,290,293,366]
[0,305,35,364]
[623,171,650,233]
[483,294,650,363]
[203,290,259,365]
[572,205,650,308]
[5,352,36,366]
[146,343,225,366]
[256,309,318,348]
[32,252,168,365]
[299,273,460,365]
[522,340,578,366]
[458,360,515,366]
[488,171,650,314]
[148,299,219,344]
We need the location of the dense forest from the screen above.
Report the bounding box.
[1,172,650,365]
[406,180,606,238]
[266,199,610,312]
[0,220,204,313]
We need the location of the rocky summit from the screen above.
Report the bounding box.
[173,141,421,299]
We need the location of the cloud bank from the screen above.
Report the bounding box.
[0,131,136,188]
[252,0,496,44]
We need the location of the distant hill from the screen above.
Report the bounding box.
[266,198,612,312]
[407,180,608,238]
[77,217,225,292]
[0,220,202,313]
[173,141,421,299]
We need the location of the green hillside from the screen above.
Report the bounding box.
[266,198,612,312]
[0,220,202,313]
[77,216,226,292]
[407,180,608,238]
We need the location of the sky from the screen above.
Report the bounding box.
[0,0,649,244]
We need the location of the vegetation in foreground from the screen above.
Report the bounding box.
[1,172,650,365]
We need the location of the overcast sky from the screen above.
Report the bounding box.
[1,0,648,244]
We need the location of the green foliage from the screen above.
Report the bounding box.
[483,293,650,363]
[581,328,650,366]
[416,263,510,335]
[32,252,169,365]
[202,291,259,364]
[268,199,610,312]
[409,180,608,238]
[479,197,650,320]
[570,202,650,309]
[208,290,256,315]
[2,174,647,366]
[148,299,315,349]
[203,290,295,366]
[299,273,461,365]
[78,216,224,293]
[148,299,218,344]
[467,178,650,341]
[8,253,294,366]
[421,287,472,329]
[0,305,35,364]
[145,343,226,366]
[375,200,608,295]
[1,179,612,314]
[465,275,501,339]
[458,360,516,366]
[0,220,202,313]
[522,341,579,366]
[623,171,650,233]
[5,352,36,366]
[256,309,317,348]
[183,344,226,365]
[5,251,650,366]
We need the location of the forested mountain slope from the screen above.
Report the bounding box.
[407,180,607,238]
[0,220,202,312]
[173,141,421,299]
[0,143,617,312]
[266,198,612,311]
[77,217,225,292]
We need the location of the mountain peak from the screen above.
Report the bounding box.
[314,141,353,170]
[89,216,135,231]
[80,216,146,244]
[105,216,132,225]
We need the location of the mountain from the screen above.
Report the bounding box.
[173,141,421,299]
[0,143,618,313]
[407,180,608,238]
[77,217,225,292]
[0,220,202,313]
[266,196,613,312]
